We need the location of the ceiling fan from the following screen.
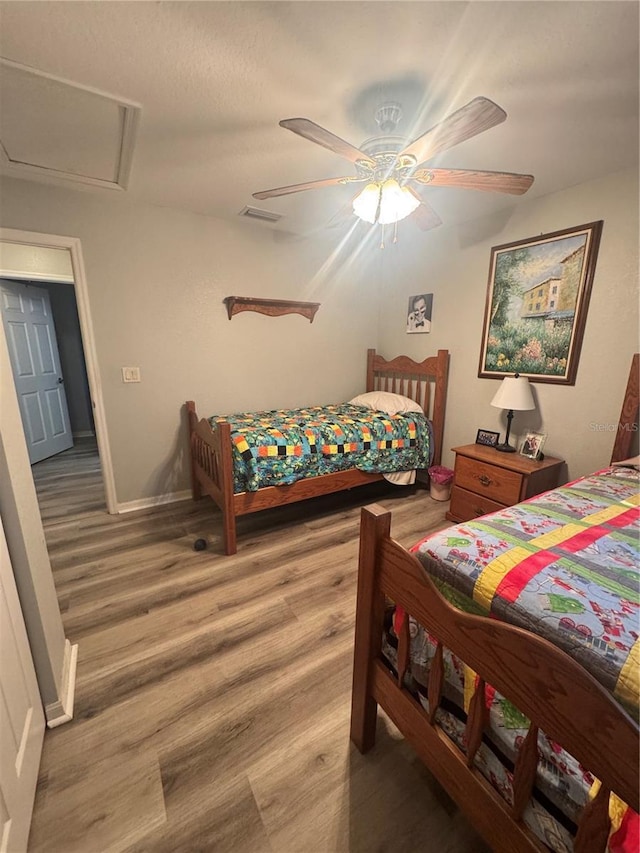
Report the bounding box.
[253,97,534,232]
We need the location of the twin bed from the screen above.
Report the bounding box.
[351,353,639,852]
[186,348,449,554]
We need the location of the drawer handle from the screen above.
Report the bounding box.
[474,507,485,516]
[478,474,493,486]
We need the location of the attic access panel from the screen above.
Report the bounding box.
[0,59,140,191]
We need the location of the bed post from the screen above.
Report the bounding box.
[611,352,639,463]
[431,349,449,467]
[186,401,202,501]
[350,503,390,753]
[365,348,376,392]
[217,421,237,555]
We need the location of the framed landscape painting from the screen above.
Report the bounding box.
[478,221,603,384]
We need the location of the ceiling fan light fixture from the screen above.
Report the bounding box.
[377,178,420,225]
[352,182,380,224]
[352,178,419,225]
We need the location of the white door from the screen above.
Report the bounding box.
[0,515,45,852]
[0,279,73,464]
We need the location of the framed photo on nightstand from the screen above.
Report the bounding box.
[520,432,547,460]
[476,429,500,447]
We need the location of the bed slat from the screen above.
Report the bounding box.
[574,784,611,853]
[465,677,488,768]
[370,660,549,851]
[512,723,539,821]
[194,433,218,483]
[427,642,444,725]
[396,611,410,688]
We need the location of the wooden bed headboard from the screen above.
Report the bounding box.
[611,352,639,464]
[366,348,449,467]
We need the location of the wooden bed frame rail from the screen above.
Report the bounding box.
[186,348,449,555]
[350,504,639,852]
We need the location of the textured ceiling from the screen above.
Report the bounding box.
[0,1,638,237]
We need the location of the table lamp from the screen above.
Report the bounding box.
[490,373,535,452]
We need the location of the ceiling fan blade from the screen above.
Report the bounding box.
[253,175,365,200]
[412,167,534,195]
[406,188,443,231]
[280,118,376,168]
[399,97,507,167]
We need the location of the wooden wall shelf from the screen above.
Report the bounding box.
[224,296,320,323]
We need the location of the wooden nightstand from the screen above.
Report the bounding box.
[445,444,564,524]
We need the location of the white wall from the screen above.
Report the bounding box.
[376,167,639,479]
[0,177,379,505]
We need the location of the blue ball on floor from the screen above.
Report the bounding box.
[193,538,207,551]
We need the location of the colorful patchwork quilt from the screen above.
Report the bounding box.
[209,404,432,493]
[396,464,639,851]
[412,465,640,717]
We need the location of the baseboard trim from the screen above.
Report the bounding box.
[45,640,78,728]
[116,490,192,514]
[72,430,96,438]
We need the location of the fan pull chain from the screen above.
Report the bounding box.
[393,221,399,243]
[380,224,385,250]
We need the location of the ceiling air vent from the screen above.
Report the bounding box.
[239,205,282,223]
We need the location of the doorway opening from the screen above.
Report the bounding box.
[0,228,116,515]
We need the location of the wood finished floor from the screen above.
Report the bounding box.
[28,439,489,853]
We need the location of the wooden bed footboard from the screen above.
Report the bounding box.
[350,504,639,853]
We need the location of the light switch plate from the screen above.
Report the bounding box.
[122,367,141,383]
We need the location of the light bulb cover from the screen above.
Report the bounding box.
[352,179,419,225]
[378,179,420,225]
[352,183,380,224]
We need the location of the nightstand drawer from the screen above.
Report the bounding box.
[455,455,523,505]
[449,485,505,522]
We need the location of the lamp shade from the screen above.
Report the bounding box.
[490,375,535,411]
[377,179,420,225]
[352,178,419,225]
[352,183,380,224]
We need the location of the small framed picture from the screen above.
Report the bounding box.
[406,293,433,333]
[476,429,500,447]
[520,432,547,460]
